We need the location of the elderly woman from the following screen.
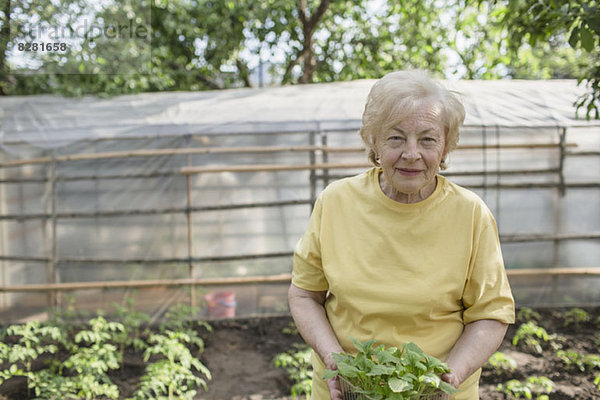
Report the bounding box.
[288,70,515,400]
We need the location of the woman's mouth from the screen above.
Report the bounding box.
[397,168,422,176]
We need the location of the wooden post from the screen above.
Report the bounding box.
[0,166,7,309]
[558,127,567,196]
[552,127,568,303]
[185,153,195,308]
[48,154,58,310]
[320,127,330,188]
[309,132,316,210]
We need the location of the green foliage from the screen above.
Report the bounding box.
[111,295,151,360]
[47,294,91,330]
[323,338,457,399]
[274,344,313,398]
[594,373,600,390]
[0,304,213,400]
[497,376,553,399]
[160,303,211,352]
[555,349,600,372]
[484,351,517,375]
[485,0,600,119]
[0,321,63,390]
[516,307,542,324]
[562,308,591,329]
[282,321,300,336]
[59,316,124,399]
[128,330,211,400]
[4,0,595,114]
[512,322,558,354]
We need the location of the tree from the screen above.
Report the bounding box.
[2,0,598,115]
[485,0,600,118]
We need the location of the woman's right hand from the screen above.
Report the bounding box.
[323,352,343,400]
[326,376,342,400]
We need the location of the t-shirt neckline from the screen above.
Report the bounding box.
[371,167,445,212]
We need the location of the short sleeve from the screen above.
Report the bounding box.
[292,195,329,292]
[462,210,515,325]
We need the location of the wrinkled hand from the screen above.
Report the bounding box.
[323,352,342,400]
[441,372,461,389]
[326,376,342,400]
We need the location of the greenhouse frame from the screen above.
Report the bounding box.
[0,79,599,323]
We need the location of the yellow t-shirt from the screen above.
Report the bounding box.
[292,168,515,400]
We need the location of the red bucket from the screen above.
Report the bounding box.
[205,291,236,318]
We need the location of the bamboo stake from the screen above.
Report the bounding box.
[0,143,577,168]
[0,274,294,292]
[0,199,313,220]
[500,232,600,243]
[507,268,600,277]
[181,162,372,175]
[1,268,600,293]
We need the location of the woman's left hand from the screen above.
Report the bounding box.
[444,319,509,387]
[441,371,461,389]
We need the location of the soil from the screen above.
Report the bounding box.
[1,308,599,400]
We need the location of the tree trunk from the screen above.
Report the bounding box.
[296,0,330,84]
[0,0,12,95]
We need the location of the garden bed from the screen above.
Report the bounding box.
[1,307,599,399]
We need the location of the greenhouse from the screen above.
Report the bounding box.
[0,79,599,324]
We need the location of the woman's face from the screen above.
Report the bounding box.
[375,102,447,203]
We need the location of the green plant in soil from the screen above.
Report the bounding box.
[128,330,211,400]
[516,307,542,324]
[159,303,211,352]
[484,351,517,375]
[562,308,591,329]
[496,376,553,399]
[594,374,600,390]
[555,349,600,372]
[111,294,151,363]
[0,321,64,394]
[323,338,457,400]
[512,321,565,354]
[274,343,313,399]
[18,316,123,399]
[61,316,124,399]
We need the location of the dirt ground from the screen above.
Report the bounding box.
[1,308,599,399]
[196,308,600,400]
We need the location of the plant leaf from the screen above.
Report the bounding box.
[580,26,595,52]
[366,364,395,376]
[322,369,339,380]
[388,377,411,393]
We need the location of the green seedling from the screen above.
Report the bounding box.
[496,376,553,399]
[562,308,591,329]
[484,351,517,375]
[111,294,151,363]
[282,321,300,336]
[61,316,124,399]
[128,330,211,400]
[516,307,542,324]
[555,349,600,372]
[323,338,457,399]
[160,303,211,352]
[512,322,552,354]
[0,321,64,393]
[274,344,313,399]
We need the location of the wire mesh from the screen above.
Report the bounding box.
[338,376,451,400]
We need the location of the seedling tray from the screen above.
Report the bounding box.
[339,377,451,400]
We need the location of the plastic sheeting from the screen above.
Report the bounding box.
[1,79,598,152]
[0,79,599,323]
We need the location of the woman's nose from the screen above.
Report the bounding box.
[401,140,420,161]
